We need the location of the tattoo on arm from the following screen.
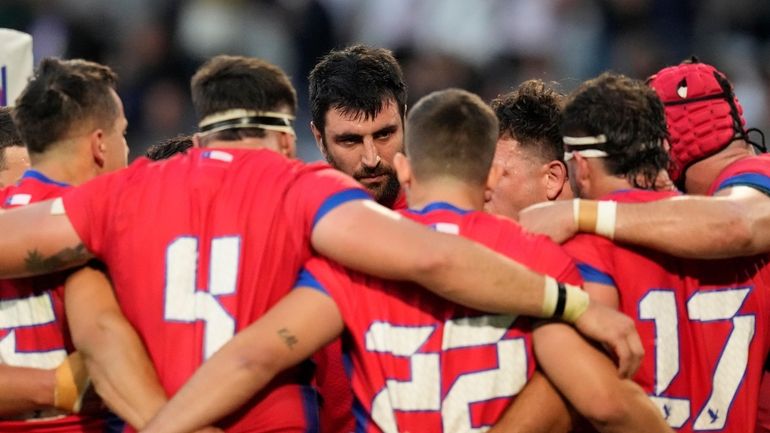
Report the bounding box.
[25,243,90,274]
[277,328,298,350]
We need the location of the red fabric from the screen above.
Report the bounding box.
[565,189,770,432]
[0,174,106,432]
[300,203,581,433]
[648,62,746,182]
[63,148,366,432]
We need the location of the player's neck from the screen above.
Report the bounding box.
[586,174,634,199]
[405,177,485,211]
[29,145,97,186]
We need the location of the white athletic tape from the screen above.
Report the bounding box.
[50,198,65,216]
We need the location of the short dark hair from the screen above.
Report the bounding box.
[406,88,498,185]
[13,58,118,154]
[0,107,24,170]
[491,80,564,163]
[191,55,297,124]
[309,45,406,135]
[145,135,193,161]
[562,72,669,188]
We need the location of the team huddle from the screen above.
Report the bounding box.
[0,44,768,433]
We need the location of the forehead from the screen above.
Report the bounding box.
[323,99,402,136]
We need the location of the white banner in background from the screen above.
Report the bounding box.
[0,29,33,107]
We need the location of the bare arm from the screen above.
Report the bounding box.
[0,199,89,278]
[65,265,166,429]
[0,365,55,416]
[312,200,643,376]
[534,323,672,433]
[488,370,572,433]
[520,187,770,259]
[141,288,343,433]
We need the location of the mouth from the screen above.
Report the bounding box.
[356,174,387,185]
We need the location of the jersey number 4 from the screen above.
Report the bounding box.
[164,236,240,359]
[639,287,754,430]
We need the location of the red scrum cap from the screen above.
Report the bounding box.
[647,59,747,183]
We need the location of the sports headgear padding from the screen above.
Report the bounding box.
[647,60,746,183]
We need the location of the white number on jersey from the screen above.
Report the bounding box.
[0,292,67,368]
[639,287,754,430]
[367,315,527,433]
[164,236,240,359]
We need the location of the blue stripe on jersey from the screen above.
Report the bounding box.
[407,201,471,215]
[295,268,329,295]
[301,385,320,433]
[577,263,616,286]
[716,173,770,196]
[353,398,370,433]
[313,188,372,228]
[21,169,70,187]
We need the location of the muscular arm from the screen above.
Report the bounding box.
[0,199,89,278]
[141,288,343,433]
[0,365,55,416]
[488,370,572,433]
[312,200,643,376]
[520,187,770,259]
[65,266,166,429]
[612,187,770,258]
[534,323,672,433]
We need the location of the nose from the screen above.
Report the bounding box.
[361,137,380,168]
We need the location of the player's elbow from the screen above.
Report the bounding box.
[576,382,639,429]
[235,346,284,383]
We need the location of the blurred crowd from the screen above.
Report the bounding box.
[1,0,768,161]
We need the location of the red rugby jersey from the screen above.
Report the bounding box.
[565,189,770,432]
[299,202,581,433]
[62,148,368,433]
[0,170,106,433]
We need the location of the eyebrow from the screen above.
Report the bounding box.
[331,123,399,143]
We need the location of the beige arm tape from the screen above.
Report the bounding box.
[54,352,90,413]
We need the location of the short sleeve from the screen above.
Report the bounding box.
[294,256,356,317]
[491,217,583,286]
[710,156,770,197]
[563,234,617,287]
[61,165,133,257]
[284,162,371,234]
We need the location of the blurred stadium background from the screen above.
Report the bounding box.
[2,0,768,161]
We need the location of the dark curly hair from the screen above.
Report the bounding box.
[562,72,669,189]
[145,135,193,161]
[309,45,406,135]
[491,80,564,163]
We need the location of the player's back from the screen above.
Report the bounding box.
[0,171,106,433]
[301,202,581,433]
[565,189,770,432]
[62,147,365,432]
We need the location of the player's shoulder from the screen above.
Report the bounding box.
[1,172,70,208]
[709,154,770,195]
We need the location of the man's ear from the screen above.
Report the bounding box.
[192,133,203,148]
[310,122,327,158]
[544,160,569,200]
[90,129,106,168]
[393,152,412,189]
[278,131,297,159]
[572,153,592,194]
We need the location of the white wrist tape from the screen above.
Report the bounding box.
[573,199,617,239]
